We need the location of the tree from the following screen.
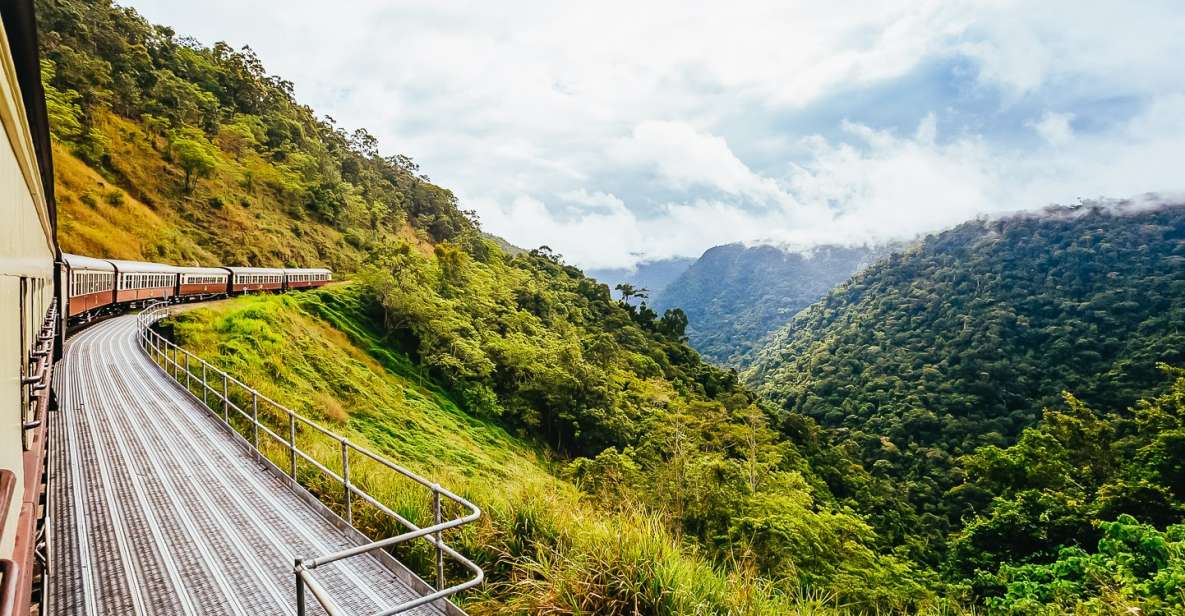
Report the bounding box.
[614,283,649,303]
[170,137,216,191]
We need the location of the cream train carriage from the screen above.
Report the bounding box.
[0,0,59,612]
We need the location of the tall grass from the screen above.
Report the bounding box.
[161,288,968,615]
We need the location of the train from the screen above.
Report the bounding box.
[2,0,60,611]
[62,253,332,325]
[0,2,332,610]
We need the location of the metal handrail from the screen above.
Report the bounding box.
[0,299,58,616]
[136,302,483,615]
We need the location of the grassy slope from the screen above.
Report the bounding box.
[165,285,830,615]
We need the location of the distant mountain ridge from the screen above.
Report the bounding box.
[587,256,696,303]
[654,242,886,366]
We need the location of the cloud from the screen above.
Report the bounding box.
[1030,112,1074,146]
[612,121,788,204]
[123,0,1185,269]
[480,97,1185,268]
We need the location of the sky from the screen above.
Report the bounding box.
[125,0,1185,269]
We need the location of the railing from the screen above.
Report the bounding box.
[136,303,483,615]
[1,299,57,616]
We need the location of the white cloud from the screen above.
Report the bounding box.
[122,0,1185,269]
[613,121,788,204]
[1030,112,1075,146]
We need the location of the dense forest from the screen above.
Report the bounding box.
[654,243,882,365]
[745,203,1185,608]
[37,0,1185,613]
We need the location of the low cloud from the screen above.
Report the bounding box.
[480,98,1185,269]
[125,0,1185,270]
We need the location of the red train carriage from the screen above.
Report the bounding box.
[176,266,231,299]
[283,268,332,290]
[109,259,179,306]
[62,253,116,318]
[226,267,285,293]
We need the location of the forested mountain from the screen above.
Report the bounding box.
[745,203,1185,578]
[654,243,882,365]
[37,0,1185,613]
[37,0,472,269]
[587,256,696,303]
[35,1,928,613]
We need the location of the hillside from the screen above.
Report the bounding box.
[745,202,1185,554]
[38,0,1185,613]
[38,0,468,267]
[654,243,882,366]
[37,0,932,613]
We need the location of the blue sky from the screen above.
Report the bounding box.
[126,0,1185,268]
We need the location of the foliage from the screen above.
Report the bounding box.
[44,0,1185,612]
[165,289,933,614]
[943,366,1185,611]
[656,243,883,366]
[745,204,1185,559]
[36,0,473,267]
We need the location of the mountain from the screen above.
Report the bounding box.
[35,0,930,612]
[587,256,696,303]
[654,243,883,366]
[39,0,1185,611]
[745,202,1185,545]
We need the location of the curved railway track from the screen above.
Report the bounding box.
[49,315,440,616]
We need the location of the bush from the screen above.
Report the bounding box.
[104,189,125,206]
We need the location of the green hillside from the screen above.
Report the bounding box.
[654,243,883,366]
[164,286,925,614]
[37,0,931,613]
[744,204,1185,584]
[39,0,1185,613]
[38,0,466,266]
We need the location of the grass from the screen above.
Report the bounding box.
[160,285,969,615]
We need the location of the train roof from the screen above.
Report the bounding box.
[62,253,116,271]
[106,259,182,274]
[175,266,230,276]
[284,267,332,274]
[225,266,286,275]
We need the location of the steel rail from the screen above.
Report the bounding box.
[136,302,483,615]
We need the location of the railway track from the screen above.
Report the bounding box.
[49,314,442,616]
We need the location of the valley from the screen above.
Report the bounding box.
[37,0,1185,613]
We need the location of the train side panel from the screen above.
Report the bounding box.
[0,5,58,609]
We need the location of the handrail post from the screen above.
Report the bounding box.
[295,560,306,616]
[252,391,260,460]
[185,353,191,392]
[341,440,352,526]
[434,485,444,591]
[222,372,229,423]
[289,412,297,480]
[202,363,208,408]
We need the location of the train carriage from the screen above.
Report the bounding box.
[226,266,285,293]
[284,268,332,290]
[109,260,179,305]
[1,0,58,610]
[176,266,231,299]
[62,253,115,318]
